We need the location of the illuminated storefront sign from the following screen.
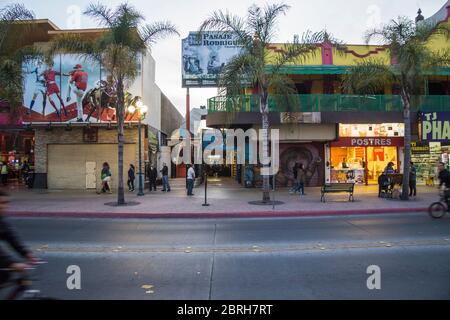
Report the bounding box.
[339,123,404,138]
[420,112,450,142]
[331,137,404,147]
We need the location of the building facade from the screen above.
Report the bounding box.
[0,19,183,189]
[205,3,450,187]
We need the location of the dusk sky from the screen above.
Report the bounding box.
[2,0,446,115]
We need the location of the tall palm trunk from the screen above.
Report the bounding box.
[116,77,125,205]
[401,90,411,201]
[260,93,271,203]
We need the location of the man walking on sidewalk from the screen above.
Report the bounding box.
[187,165,195,196]
[148,164,158,192]
[161,163,171,192]
[296,163,306,196]
[409,162,417,197]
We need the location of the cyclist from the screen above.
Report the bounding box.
[437,162,450,208]
[0,191,37,287]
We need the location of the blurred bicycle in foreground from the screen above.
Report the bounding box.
[428,189,450,219]
[0,260,58,300]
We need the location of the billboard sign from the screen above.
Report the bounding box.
[420,112,450,142]
[182,32,243,88]
[22,54,138,123]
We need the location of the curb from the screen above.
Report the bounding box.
[5,207,429,220]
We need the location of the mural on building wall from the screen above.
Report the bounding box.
[276,143,324,187]
[22,54,139,123]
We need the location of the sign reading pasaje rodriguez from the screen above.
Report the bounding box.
[182,32,243,88]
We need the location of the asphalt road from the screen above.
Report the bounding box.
[2,213,450,300]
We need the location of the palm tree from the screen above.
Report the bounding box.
[49,3,179,205]
[200,3,342,203]
[343,17,450,200]
[0,3,40,121]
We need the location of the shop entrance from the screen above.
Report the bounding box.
[330,146,399,185]
[366,146,398,184]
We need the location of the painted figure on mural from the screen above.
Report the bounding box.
[27,61,47,115]
[68,64,89,122]
[41,62,68,117]
[84,76,117,122]
[278,145,323,188]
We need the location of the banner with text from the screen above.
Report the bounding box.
[182,32,243,88]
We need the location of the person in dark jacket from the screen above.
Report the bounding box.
[160,163,170,192]
[127,164,135,192]
[296,164,307,196]
[148,165,158,192]
[438,162,450,207]
[409,162,417,197]
[0,191,37,286]
[289,163,300,194]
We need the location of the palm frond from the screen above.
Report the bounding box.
[116,2,144,28]
[365,16,415,46]
[423,49,450,72]
[11,44,44,64]
[342,60,395,94]
[140,21,179,45]
[268,30,324,77]
[0,3,35,52]
[261,3,290,43]
[269,74,298,112]
[217,53,254,96]
[199,10,253,49]
[247,5,264,41]
[415,20,450,42]
[84,2,116,27]
[0,3,34,22]
[48,33,100,62]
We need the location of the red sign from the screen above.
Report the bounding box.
[331,137,404,147]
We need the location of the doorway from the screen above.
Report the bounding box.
[366,146,398,184]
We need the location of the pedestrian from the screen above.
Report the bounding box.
[148,164,157,191]
[409,162,417,197]
[438,162,450,208]
[100,162,112,194]
[0,190,38,287]
[296,163,306,196]
[383,162,395,175]
[187,165,195,196]
[1,162,8,186]
[21,161,30,184]
[160,163,171,192]
[289,163,300,194]
[127,164,135,192]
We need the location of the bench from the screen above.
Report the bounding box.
[321,183,355,203]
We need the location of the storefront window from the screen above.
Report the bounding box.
[330,147,366,184]
[411,142,450,185]
[330,123,404,185]
[366,147,398,184]
[339,124,404,138]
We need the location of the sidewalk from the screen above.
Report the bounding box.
[2,178,438,219]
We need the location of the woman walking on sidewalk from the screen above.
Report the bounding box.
[100,162,112,194]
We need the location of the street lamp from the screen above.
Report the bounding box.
[128,100,148,196]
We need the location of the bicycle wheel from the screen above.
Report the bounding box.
[428,202,447,219]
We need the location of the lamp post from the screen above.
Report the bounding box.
[128,101,148,197]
